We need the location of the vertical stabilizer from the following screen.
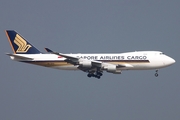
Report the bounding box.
[5,30,41,54]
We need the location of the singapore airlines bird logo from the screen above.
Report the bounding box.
[14,34,32,53]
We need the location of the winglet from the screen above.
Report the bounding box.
[44,48,53,53]
[5,30,41,54]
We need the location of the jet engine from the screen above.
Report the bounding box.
[79,61,92,68]
[104,65,121,74]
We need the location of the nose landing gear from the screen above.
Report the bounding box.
[155,70,158,77]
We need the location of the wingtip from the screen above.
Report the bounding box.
[44,48,53,53]
[44,48,48,52]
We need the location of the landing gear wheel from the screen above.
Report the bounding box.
[154,69,159,77]
[87,74,92,78]
[155,73,158,77]
[96,72,103,76]
[96,76,101,79]
[87,71,103,79]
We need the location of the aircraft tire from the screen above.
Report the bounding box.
[87,74,92,77]
[155,73,158,77]
[98,73,103,76]
[96,76,101,79]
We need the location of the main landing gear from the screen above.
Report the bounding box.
[155,70,158,77]
[87,71,103,79]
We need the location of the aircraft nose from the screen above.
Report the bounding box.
[165,57,176,66]
[171,58,176,64]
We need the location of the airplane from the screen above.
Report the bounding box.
[5,30,176,79]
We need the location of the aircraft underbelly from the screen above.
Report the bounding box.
[52,65,78,70]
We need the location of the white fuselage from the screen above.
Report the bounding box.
[10,51,175,71]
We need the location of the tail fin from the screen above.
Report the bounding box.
[5,30,41,54]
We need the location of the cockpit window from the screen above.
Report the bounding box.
[160,52,165,55]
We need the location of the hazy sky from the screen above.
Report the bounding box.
[0,0,179,120]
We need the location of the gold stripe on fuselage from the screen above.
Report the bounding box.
[24,61,71,67]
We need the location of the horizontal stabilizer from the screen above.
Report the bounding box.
[6,53,33,60]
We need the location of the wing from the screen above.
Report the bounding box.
[44,48,103,70]
[44,48,129,73]
[49,52,127,70]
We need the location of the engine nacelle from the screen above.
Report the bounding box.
[79,61,92,68]
[105,65,121,74]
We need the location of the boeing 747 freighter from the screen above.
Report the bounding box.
[5,30,175,79]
